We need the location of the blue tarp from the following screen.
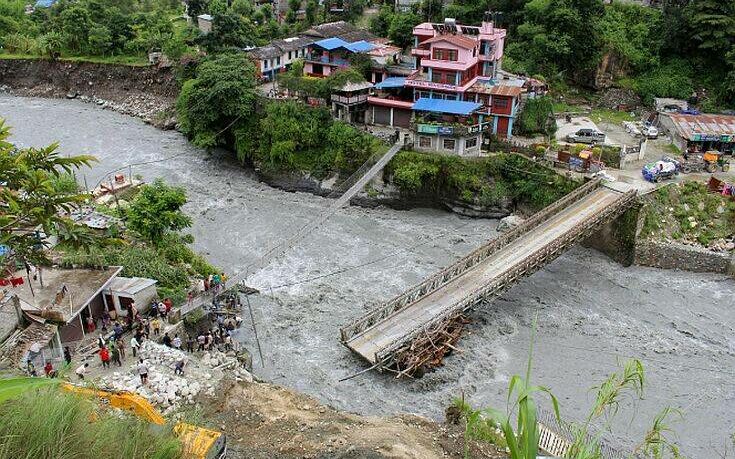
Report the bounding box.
[344,40,375,53]
[313,37,350,50]
[35,0,57,6]
[412,98,482,115]
[375,77,406,89]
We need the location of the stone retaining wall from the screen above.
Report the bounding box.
[634,240,735,275]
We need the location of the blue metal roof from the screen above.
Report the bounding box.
[412,98,482,115]
[344,40,375,53]
[35,0,57,7]
[313,37,350,50]
[375,77,406,89]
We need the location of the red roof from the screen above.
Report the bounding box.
[423,34,477,50]
[489,85,523,98]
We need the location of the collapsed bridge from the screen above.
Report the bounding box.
[340,178,637,377]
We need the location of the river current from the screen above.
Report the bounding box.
[2,95,733,458]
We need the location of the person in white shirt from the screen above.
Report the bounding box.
[75,363,89,380]
[137,359,149,384]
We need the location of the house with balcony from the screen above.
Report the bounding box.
[303,37,377,77]
[365,12,522,152]
[332,81,373,124]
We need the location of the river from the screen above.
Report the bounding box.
[2,95,733,458]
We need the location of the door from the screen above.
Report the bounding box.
[497,117,509,138]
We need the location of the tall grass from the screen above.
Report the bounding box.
[0,387,182,459]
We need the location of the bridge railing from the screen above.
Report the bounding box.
[374,189,637,363]
[339,177,603,343]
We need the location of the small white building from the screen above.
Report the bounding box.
[197,14,213,34]
[102,276,158,320]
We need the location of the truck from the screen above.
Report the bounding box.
[642,158,679,183]
[565,128,606,144]
[0,377,227,459]
[680,151,731,173]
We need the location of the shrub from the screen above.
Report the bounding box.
[632,59,693,105]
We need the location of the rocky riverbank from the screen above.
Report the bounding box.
[0,58,177,128]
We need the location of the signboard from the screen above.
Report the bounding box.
[418,124,438,134]
[417,124,454,135]
[405,79,458,91]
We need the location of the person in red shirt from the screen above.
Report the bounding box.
[44,362,56,378]
[99,346,110,369]
[163,298,173,314]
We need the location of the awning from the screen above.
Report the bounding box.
[412,98,481,116]
[313,37,349,50]
[375,77,406,89]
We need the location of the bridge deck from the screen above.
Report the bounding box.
[346,187,624,363]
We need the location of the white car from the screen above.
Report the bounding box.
[642,126,658,139]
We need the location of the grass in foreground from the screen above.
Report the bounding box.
[0,387,182,459]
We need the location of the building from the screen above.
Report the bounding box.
[331,81,373,123]
[250,36,313,81]
[659,113,735,154]
[366,13,522,155]
[303,37,376,77]
[197,14,213,34]
[246,21,377,82]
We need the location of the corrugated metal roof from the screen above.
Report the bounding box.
[338,81,374,92]
[667,113,735,141]
[412,98,481,115]
[313,37,350,50]
[423,34,477,50]
[375,77,406,89]
[106,276,158,296]
[489,85,523,97]
[344,40,375,52]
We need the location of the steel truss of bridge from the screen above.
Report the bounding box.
[339,178,638,377]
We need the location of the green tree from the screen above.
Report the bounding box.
[305,0,319,24]
[231,0,253,17]
[58,5,93,52]
[87,24,113,55]
[0,119,97,270]
[388,12,421,49]
[125,179,192,244]
[208,0,227,15]
[200,12,255,51]
[177,53,258,148]
[369,4,394,37]
[187,0,209,17]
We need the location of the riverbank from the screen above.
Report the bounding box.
[0,58,177,128]
[2,95,733,457]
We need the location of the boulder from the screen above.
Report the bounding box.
[497,215,525,233]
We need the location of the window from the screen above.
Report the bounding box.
[465,137,478,149]
[419,136,432,148]
[264,59,269,69]
[288,51,292,60]
[431,70,457,85]
[276,57,281,66]
[493,98,508,109]
[443,138,456,150]
[432,47,458,61]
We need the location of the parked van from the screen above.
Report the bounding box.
[566,128,605,144]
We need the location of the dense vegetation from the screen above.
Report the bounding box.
[61,179,217,304]
[386,151,578,210]
[377,0,735,108]
[0,0,368,62]
[0,386,182,459]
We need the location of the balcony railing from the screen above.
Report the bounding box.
[332,94,368,105]
[306,55,350,66]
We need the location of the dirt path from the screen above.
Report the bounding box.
[205,380,505,459]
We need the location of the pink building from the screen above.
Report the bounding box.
[367,12,522,154]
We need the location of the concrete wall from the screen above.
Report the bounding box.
[585,201,735,276]
[634,241,734,275]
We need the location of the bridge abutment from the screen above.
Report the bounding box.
[583,201,643,267]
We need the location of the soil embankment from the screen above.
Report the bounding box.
[0,58,177,128]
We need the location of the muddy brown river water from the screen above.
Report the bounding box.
[2,95,733,458]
